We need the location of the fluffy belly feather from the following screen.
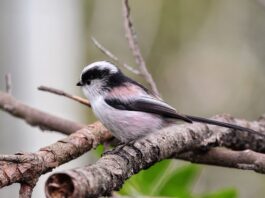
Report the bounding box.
[92,98,164,142]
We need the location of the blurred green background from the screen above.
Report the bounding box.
[1,0,265,197]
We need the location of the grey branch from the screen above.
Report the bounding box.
[0,91,86,135]
[0,122,111,189]
[45,115,265,197]
[38,85,91,107]
[178,147,265,173]
[2,86,265,197]
[1,0,264,196]
[122,0,160,96]
[0,89,112,193]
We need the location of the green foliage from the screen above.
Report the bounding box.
[119,159,237,198]
[119,160,198,197]
[200,188,237,198]
[95,144,104,156]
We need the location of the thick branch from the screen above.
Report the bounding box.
[0,122,111,189]
[199,115,265,153]
[0,91,86,135]
[2,87,265,197]
[0,89,112,191]
[45,115,265,197]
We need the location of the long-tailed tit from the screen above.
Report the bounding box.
[77,61,260,143]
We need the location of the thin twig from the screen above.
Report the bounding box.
[122,0,159,96]
[5,73,12,94]
[177,148,265,173]
[91,37,140,74]
[38,85,91,107]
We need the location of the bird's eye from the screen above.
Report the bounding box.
[86,80,91,85]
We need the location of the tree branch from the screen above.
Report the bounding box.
[37,86,265,153]
[45,115,265,197]
[0,91,86,135]
[0,89,112,193]
[1,0,263,196]
[0,122,111,189]
[38,85,91,107]
[91,0,160,96]
[1,86,265,197]
[91,37,140,75]
[177,147,265,173]
[122,0,159,96]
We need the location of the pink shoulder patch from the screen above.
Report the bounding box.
[109,83,144,98]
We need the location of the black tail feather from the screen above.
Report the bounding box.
[185,115,263,137]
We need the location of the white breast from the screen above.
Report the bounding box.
[91,96,165,142]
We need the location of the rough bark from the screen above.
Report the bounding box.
[45,115,265,198]
[0,122,111,189]
[2,90,265,198]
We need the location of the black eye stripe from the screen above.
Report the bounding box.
[81,68,110,84]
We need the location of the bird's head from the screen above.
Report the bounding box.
[77,61,124,100]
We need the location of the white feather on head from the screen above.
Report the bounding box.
[81,61,118,79]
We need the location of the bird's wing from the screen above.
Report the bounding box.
[105,91,192,123]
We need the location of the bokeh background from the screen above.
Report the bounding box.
[1,0,265,197]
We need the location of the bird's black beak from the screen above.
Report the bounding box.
[76,81,83,86]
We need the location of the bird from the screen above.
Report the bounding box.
[77,61,261,143]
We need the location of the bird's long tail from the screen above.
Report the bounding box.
[185,115,263,137]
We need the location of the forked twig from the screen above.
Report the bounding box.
[91,37,140,74]
[122,0,159,96]
[91,0,160,96]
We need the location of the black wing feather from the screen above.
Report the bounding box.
[105,97,264,137]
[186,115,264,136]
[105,98,192,123]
